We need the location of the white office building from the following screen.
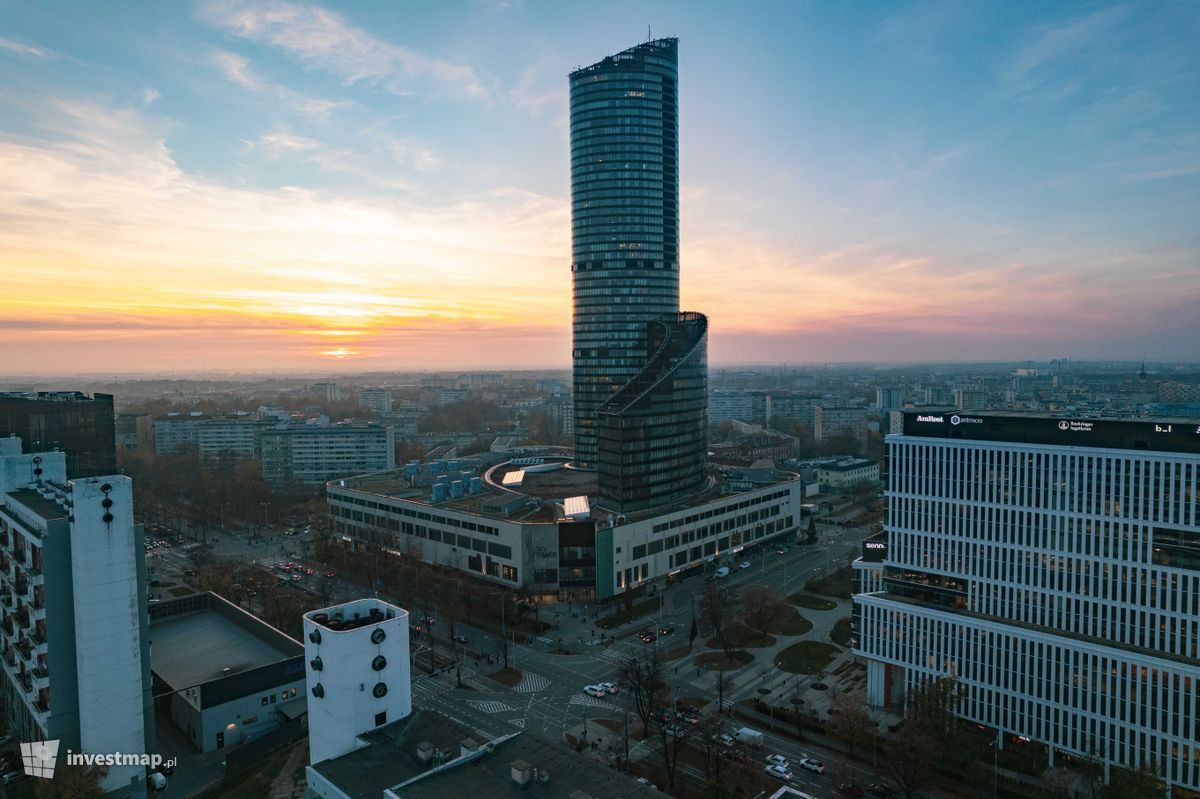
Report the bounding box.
[0,438,153,798]
[855,412,1200,793]
[358,388,393,415]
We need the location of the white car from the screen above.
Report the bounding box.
[765,754,789,768]
[798,757,826,774]
[713,566,730,578]
[599,681,618,694]
[713,733,735,747]
[739,560,752,569]
[584,684,606,698]
[765,764,793,781]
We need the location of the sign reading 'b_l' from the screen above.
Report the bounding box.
[20,739,60,778]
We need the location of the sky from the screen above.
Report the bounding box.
[1,0,1198,375]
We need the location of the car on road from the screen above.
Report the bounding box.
[451,634,469,645]
[765,764,793,781]
[798,757,825,774]
[764,754,789,768]
[712,733,734,747]
[324,570,336,578]
[635,777,657,789]
[712,566,730,579]
[775,546,788,554]
[599,681,618,694]
[583,685,606,698]
[304,567,314,575]
[637,628,657,643]
[290,574,301,581]
[663,725,686,738]
[658,624,675,636]
[739,560,751,569]
[865,783,898,799]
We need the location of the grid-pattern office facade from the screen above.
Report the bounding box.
[0,392,116,478]
[569,38,682,470]
[855,413,1200,792]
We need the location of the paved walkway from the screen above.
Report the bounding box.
[267,742,307,799]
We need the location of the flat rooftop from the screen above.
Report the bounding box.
[6,489,68,521]
[150,594,300,689]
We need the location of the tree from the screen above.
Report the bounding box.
[698,583,739,661]
[619,652,665,736]
[656,706,686,790]
[688,614,698,649]
[826,692,875,760]
[741,585,783,643]
[1102,764,1167,799]
[805,516,818,544]
[882,675,963,799]
[695,713,724,781]
[34,762,107,798]
[882,718,938,799]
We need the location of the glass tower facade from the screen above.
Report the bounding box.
[569,38,707,511]
[569,38,681,470]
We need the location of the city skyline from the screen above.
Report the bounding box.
[2,1,1198,375]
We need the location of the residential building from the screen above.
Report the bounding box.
[196,417,273,463]
[855,411,1200,793]
[0,391,116,478]
[358,388,394,415]
[151,592,305,753]
[311,382,342,402]
[813,405,867,442]
[709,390,772,425]
[0,438,152,798]
[154,412,205,456]
[876,387,904,412]
[116,412,154,453]
[261,424,396,488]
[304,598,411,766]
[955,388,987,411]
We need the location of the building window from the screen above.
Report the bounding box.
[375,711,387,727]
[243,716,258,726]
[261,696,268,706]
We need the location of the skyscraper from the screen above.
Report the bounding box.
[0,392,116,479]
[569,38,708,511]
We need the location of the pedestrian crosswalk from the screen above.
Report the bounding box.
[411,675,455,703]
[465,699,516,714]
[595,648,634,667]
[569,694,611,710]
[515,672,551,693]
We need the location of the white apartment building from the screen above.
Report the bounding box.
[813,405,868,442]
[358,388,393,415]
[153,412,205,455]
[0,438,153,798]
[855,412,1200,793]
[708,390,772,425]
[261,424,396,488]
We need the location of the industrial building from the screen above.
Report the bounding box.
[150,591,305,753]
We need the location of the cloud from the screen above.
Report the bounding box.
[1002,6,1129,97]
[142,87,161,107]
[0,36,53,59]
[198,0,490,98]
[253,130,320,159]
[211,49,345,117]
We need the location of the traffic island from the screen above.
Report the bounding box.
[488,666,523,687]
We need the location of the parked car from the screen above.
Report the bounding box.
[798,757,826,774]
[765,764,793,781]
[599,681,618,694]
[584,684,606,698]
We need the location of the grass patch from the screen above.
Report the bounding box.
[774,641,840,674]
[597,598,659,629]
[663,645,692,661]
[767,605,813,637]
[695,650,753,671]
[831,616,853,646]
[787,592,838,611]
[804,566,855,599]
[168,586,194,597]
[489,666,523,687]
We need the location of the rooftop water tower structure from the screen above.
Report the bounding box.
[303,598,411,765]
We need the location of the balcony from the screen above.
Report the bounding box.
[1,648,14,667]
[1,617,12,637]
[13,579,27,597]
[17,672,31,693]
[18,641,31,661]
[30,629,46,647]
[31,667,48,689]
[33,696,49,714]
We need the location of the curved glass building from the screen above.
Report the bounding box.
[569,38,708,511]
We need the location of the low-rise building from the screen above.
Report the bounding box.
[150,592,305,753]
[816,458,880,493]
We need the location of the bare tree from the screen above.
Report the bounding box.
[741,584,783,643]
[695,713,724,781]
[827,691,875,760]
[656,707,687,790]
[698,583,739,661]
[619,652,665,736]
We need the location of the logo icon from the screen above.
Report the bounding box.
[1058,421,1070,431]
[20,740,60,779]
[950,415,961,426]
